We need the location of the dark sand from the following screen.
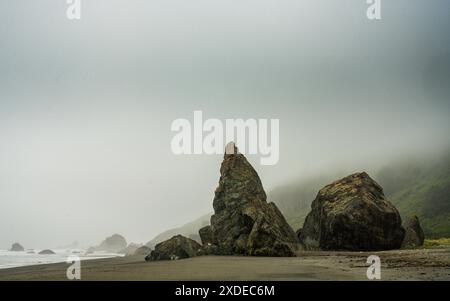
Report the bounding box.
[0,248,449,281]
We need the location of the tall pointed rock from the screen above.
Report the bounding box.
[200,142,298,256]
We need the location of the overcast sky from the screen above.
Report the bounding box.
[0,0,449,249]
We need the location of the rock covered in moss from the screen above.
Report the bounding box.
[299,172,405,251]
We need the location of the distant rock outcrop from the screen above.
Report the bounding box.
[204,143,298,257]
[10,243,24,252]
[38,249,56,255]
[145,235,202,261]
[119,243,143,256]
[134,245,152,256]
[299,172,405,251]
[401,215,425,248]
[99,234,127,252]
[88,234,127,253]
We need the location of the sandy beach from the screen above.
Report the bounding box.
[0,248,448,281]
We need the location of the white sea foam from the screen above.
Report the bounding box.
[0,249,123,269]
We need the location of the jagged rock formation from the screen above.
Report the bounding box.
[401,215,425,248]
[10,243,24,252]
[38,249,55,255]
[203,143,298,256]
[299,172,405,251]
[146,143,298,260]
[145,235,202,261]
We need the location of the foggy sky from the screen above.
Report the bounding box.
[0,0,449,249]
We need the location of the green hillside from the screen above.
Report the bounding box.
[375,153,450,238]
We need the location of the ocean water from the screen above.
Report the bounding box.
[0,249,123,269]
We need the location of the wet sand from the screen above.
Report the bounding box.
[0,248,449,281]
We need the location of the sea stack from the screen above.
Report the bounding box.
[10,243,24,252]
[299,172,405,251]
[200,142,298,256]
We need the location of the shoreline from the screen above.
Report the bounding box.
[0,248,449,281]
[0,250,123,271]
[0,255,122,271]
